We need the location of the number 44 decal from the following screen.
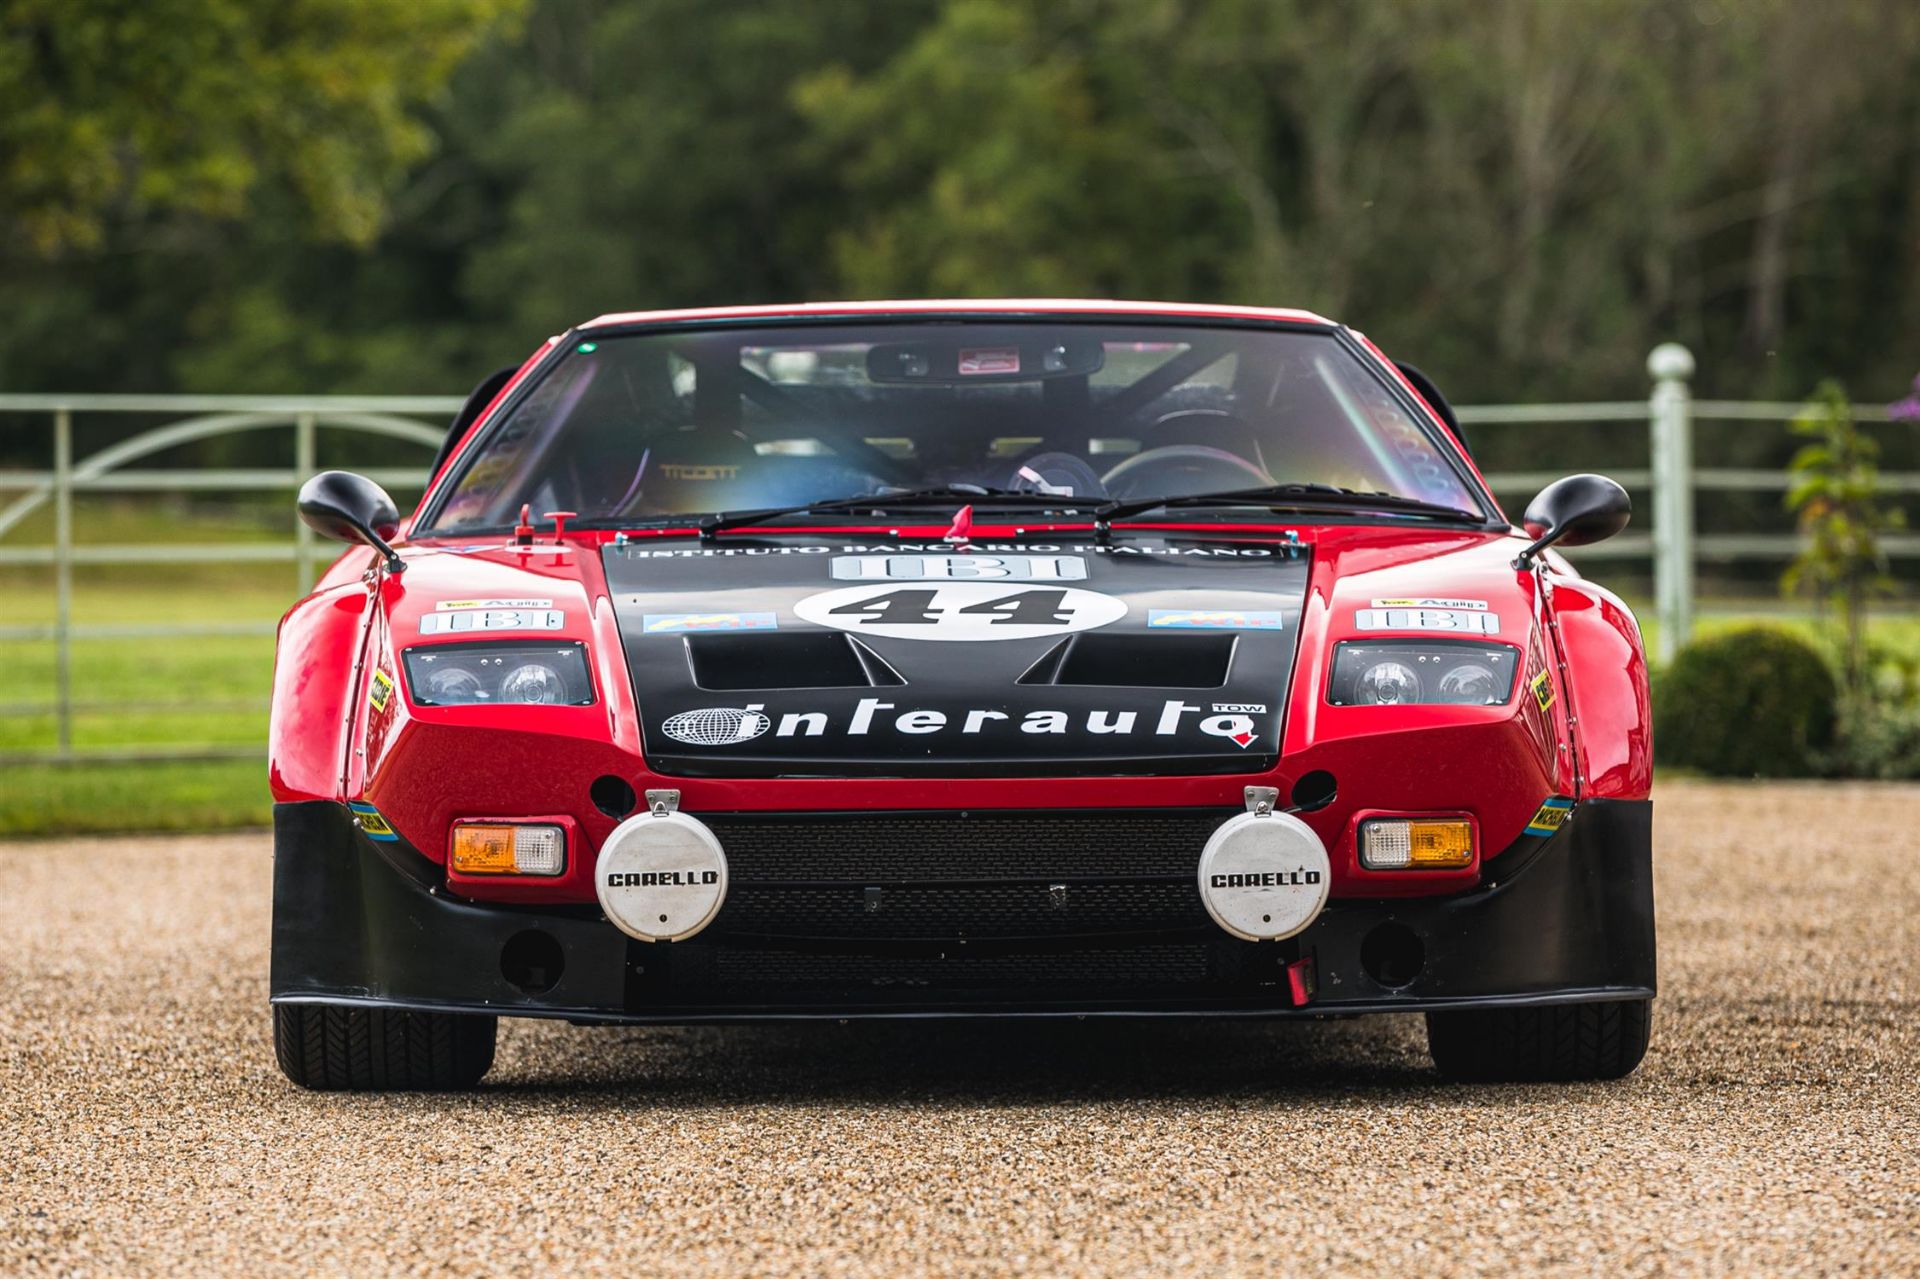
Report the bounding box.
[827,588,1075,627]
[795,583,1128,642]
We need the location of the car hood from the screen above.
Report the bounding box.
[602,537,1311,777]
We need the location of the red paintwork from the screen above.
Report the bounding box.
[1540,571,1654,799]
[268,581,374,801]
[268,301,1652,909]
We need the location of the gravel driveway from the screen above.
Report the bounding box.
[3,781,1915,1276]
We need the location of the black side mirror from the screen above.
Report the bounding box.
[1515,473,1631,570]
[298,470,406,574]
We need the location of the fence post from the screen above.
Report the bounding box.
[294,412,316,593]
[53,408,74,757]
[1648,343,1696,663]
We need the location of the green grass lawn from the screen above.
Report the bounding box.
[3,504,1916,836]
[0,760,271,836]
[1,569,288,743]
[1,497,305,834]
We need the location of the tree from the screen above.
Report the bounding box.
[1782,382,1904,694]
[5,0,1920,428]
[0,0,523,256]
[796,0,1225,300]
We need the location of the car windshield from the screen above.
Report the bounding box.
[425,320,1484,533]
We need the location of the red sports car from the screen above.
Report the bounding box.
[270,300,1652,1090]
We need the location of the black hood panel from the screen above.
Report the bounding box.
[605,537,1308,777]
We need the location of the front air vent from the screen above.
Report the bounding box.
[686,632,904,691]
[1018,632,1235,688]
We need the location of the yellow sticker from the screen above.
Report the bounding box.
[1525,797,1574,835]
[368,670,394,712]
[356,808,395,838]
[435,597,553,611]
[1530,670,1555,713]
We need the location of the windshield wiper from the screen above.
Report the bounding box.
[1094,484,1488,529]
[582,482,1483,539]
[695,485,1103,537]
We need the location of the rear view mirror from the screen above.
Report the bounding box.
[866,337,1104,384]
[1515,474,1631,569]
[298,470,406,574]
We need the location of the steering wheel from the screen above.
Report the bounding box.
[1099,445,1271,500]
[1004,451,1107,499]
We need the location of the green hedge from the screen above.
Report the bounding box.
[1653,626,1836,777]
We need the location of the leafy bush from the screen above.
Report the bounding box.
[1654,627,1837,777]
[1831,646,1920,780]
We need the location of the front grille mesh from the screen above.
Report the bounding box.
[678,810,1241,994]
[708,811,1229,883]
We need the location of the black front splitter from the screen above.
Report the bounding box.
[269,798,1654,1023]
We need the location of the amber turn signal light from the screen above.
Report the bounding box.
[1359,819,1474,870]
[451,823,566,876]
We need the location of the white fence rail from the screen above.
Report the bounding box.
[0,399,456,764]
[1,345,1916,764]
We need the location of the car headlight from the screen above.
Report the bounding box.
[1327,640,1518,707]
[402,642,594,707]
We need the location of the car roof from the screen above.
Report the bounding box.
[578,299,1337,331]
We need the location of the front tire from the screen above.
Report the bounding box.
[1426,999,1651,1082]
[273,1003,497,1091]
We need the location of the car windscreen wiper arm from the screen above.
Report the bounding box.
[695,485,1105,536]
[1094,484,1488,528]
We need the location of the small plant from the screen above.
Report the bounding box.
[1781,381,1903,697]
[1653,627,1837,777]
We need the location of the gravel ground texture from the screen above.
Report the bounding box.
[3,780,1917,1277]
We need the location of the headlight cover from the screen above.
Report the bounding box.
[402,641,595,707]
[1327,640,1519,707]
